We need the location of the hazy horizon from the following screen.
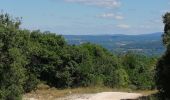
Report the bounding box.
[0,0,169,35]
[60,32,163,36]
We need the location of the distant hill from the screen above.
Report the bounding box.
[64,32,165,56]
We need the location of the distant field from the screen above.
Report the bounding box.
[64,32,165,56]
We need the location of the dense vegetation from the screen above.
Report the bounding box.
[156,12,170,98]
[0,13,157,99]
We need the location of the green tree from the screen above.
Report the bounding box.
[0,13,26,100]
[156,12,170,98]
[162,12,170,46]
[122,52,155,89]
[113,68,129,88]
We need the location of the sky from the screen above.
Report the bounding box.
[0,0,170,35]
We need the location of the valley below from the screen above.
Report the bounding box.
[64,32,164,56]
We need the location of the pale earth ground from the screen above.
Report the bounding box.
[23,92,143,100]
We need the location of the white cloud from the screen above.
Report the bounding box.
[139,25,151,29]
[98,13,124,20]
[116,24,131,29]
[114,15,124,20]
[149,19,161,24]
[168,2,170,5]
[65,0,121,9]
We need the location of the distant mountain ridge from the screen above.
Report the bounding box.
[64,32,165,55]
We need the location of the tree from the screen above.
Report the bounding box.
[122,52,155,89]
[112,68,129,88]
[0,13,26,100]
[162,12,170,46]
[156,12,170,98]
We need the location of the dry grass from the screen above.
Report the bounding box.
[135,90,158,96]
[23,84,157,100]
[23,84,113,100]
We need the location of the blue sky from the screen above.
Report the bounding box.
[0,0,170,35]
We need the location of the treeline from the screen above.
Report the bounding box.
[0,13,157,99]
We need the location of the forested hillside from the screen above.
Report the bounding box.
[64,33,164,56]
[0,13,157,100]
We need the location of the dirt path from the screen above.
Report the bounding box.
[57,92,142,100]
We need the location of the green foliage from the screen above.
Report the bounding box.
[156,12,170,98]
[121,52,156,89]
[156,50,170,97]
[112,68,129,88]
[0,13,26,100]
[163,12,170,46]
